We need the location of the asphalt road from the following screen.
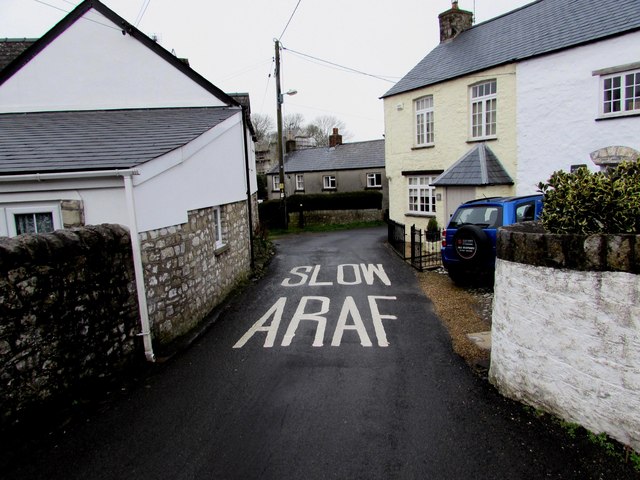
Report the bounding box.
[2,227,634,479]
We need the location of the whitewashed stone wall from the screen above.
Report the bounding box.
[490,260,640,451]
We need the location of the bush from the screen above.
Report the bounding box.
[537,161,640,234]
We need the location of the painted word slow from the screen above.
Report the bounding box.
[281,264,391,287]
[233,295,397,349]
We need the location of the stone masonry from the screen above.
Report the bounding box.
[139,200,252,345]
[0,225,141,430]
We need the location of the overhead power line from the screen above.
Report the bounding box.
[282,46,396,84]
[278,0,302,41]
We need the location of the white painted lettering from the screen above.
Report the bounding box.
[282,296,329,347]
[360,264,391,286]
[368,296,397,347]
[331,296,372,347]
[337,264,362,285]
[309,265,333,286]
[281,266,313,287]
[233,297,287,348]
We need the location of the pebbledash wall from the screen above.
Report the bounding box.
[140,198,253,344]
[489,223,640,451]
[0,225,141,429]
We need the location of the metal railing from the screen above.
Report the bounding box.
[387,219,442,271]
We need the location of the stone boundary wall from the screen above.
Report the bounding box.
[290,208,383,226]
[140,200,252,345]
[489,223,640,451]
[0,225,141,430]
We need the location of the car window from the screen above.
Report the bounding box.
[516,202,536,222]
[449,206,502,228]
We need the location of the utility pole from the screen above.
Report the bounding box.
[274,39,288,229]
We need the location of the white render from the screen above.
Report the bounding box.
[516,30,640,194]
[0,9,225,113]
[490,259,640,451]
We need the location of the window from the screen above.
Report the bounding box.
[415,96,434,146]
[212,207,224,249]
[15,212,54,235]
[323,175,336,190]
[602,69,640,116]
[272,175,280,191]
[295,174,304,191]
[407,176,436,214]
[367,172,382,188]
[5,205,62,236]
[470,80,497,139]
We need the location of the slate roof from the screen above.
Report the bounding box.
[383,0,640,97]
[267,139,385,174]
[432,143,513,186]
[0,39,37,71]
[0,107,239,174]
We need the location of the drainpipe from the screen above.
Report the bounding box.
[123,174,156,363]
[241,107,255,270]
[0,168,155,362]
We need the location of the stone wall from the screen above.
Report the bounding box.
[489,223,640,451]
[140,200,252,345]
[0,225,141,430]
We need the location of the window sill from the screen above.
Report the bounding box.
[214,244,229,256]
[295,189,305,193]
[595,111,640,121]
[466,136,497,143]
[406,212,436,218]
[411,144,435,151]
[322,188,337,192]
[366,186,382,190]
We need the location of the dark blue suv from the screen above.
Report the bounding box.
[441,195,543,284]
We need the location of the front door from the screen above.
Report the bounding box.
[444,187,476,221]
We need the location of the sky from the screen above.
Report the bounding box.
[2,0,534,141]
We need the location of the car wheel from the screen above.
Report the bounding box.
[447,267,470,286]
[452,225,490,265]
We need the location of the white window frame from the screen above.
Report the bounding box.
[5,204,62,237]
[272,175,280,191]
[415,96,434,146]
[600,68,640,117]
[323,175,336,190]
[295,174,305,191]
[470,80,497,140]
[407,176,436,215]
[367,172,382,188]
[212,206,224,249]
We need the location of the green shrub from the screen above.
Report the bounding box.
[537,161,640,235]
[427,217,439,232]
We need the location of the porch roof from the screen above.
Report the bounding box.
[432,143,513,186]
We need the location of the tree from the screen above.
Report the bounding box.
[304,115,350,147]
[251,113,275,144]
[283,113,305,138]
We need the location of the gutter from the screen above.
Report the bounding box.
[0,168,156,362]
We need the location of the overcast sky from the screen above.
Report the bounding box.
[2,0,533,141]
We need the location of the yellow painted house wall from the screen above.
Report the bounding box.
[383,63,517,231]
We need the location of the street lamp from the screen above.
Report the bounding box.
[275,39,297,228]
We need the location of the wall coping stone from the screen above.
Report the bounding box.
[497,221,640,273]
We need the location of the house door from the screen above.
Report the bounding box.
[444,187,476,221]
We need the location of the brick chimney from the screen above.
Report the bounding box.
[329,128,342,147]
[439,1,473,43]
